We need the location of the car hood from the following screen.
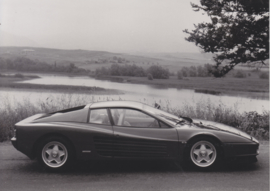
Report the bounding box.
[192,119,254,141]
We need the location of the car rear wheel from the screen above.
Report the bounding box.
[188,138,219,169]
[37,136,74,170]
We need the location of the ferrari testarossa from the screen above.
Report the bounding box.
[11,101,259,170]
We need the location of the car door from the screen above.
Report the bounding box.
[110,108,179,159]
[86,108,114,158]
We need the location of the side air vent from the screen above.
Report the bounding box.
[94,136,169,158]
[93,136,114,157]
[114,137,168,158]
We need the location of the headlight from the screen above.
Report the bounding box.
[252,137,259,144]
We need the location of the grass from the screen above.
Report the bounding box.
[0,94,268,142]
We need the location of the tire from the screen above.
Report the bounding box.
[187,137,219,169]
[37,136,74,171]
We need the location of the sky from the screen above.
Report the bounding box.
[0,0,210,53]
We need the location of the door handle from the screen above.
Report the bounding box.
[115,134,120,138]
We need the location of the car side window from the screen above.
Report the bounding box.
[89,109,110,125]
[110,108,160,128]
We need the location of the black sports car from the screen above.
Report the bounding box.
[11,101,259,170]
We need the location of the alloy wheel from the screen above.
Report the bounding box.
[42,141,68,168]
[190,140,217,168]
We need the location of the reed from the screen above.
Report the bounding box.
[0,95,268,142]
[167,99,269,140]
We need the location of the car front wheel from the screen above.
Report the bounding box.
[188,138,218,169]
[38,137,74,170]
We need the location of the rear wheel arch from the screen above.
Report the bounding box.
[33,133,76,159]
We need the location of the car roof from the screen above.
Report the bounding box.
[86,101,146,110]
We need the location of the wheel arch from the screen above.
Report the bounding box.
[187,134,222,145]
[185,133,224,157]
[32,133,76,159]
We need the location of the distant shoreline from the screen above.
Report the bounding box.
[0,71,269,99]
[0,73,122,95]
[94,75,269,100]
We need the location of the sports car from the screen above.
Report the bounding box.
[11,101,259,170]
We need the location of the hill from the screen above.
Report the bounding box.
[0,46,215,72]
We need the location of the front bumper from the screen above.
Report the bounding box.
[222,142,259,157]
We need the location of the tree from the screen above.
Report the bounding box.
[184,0,269,77]
[147,65,169,79]
[68,63,75,72]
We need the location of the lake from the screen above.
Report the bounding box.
[1,74,269,113]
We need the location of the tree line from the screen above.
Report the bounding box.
[85,56,130,64]
[177,64,213,79]
[0,57,89,74]
[95,64,170,79]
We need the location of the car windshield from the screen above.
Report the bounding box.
[142,104,186,126]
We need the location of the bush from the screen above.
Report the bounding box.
[96,66,110,76]
[147,65,169,79]
[96,64,146,77]
[197,64,212,77]
[169,100,269,140]
[234,70,246,78]
[177,64,212,78]
[177,71,183,79]
[95,64,171,79]
[239,111,269,139]
[189,66,197,77]
[147,73,153,80]
[259,72,269,79]
[181,67,188,77]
